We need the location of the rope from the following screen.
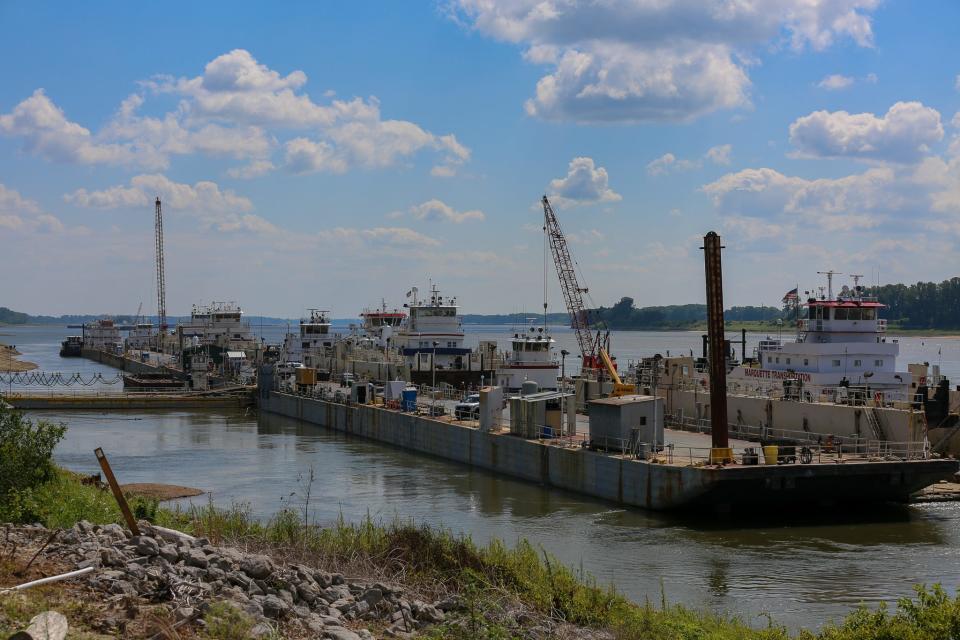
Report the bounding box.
[0,371,124,386]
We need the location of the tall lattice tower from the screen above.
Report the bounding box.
[154,197,167,349]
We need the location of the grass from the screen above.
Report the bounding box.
[8,470,960,639]
[0,468,176,530]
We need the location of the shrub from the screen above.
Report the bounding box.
[0,405,66,510]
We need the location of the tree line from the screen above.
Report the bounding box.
[865,278,960,329]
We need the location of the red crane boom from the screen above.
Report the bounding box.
[541,195,608,371]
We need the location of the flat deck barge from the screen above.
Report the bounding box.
[258,382,956,512]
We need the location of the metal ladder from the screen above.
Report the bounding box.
[865,408,886,441]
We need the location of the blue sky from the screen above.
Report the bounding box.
[1,1,958,317]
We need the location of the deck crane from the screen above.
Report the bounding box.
[541,195,633,397]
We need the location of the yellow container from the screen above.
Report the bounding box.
[709,447,733,464]
[295,368,317,385]
[762,445,779,465]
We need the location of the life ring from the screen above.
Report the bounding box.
[700,378,707,387]
[919,376,927,385]
[874,391,883,403]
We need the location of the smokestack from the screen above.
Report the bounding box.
[702,232,731,461]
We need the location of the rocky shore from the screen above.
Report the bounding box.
[2,521,602,639]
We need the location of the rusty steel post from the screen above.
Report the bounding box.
[702,232,730,458]
[94,447,140,536]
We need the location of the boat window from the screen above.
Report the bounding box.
[808,306,816,319]
[848,308,862,320]
[832,359,841,367]
[854,359,862,367]
[834,308,848,320]
[874,359,883,366]
[862,308,876,320]
[803,359,809,366]
[816,306,824,320]
[786,358,791,364]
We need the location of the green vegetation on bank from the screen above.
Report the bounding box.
[6,405,960,639]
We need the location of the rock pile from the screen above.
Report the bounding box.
[44,521,456,639]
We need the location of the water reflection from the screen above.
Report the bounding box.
[44,406,960,631]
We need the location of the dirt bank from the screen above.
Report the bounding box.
[0,342,38,372]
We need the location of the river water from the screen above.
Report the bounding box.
[4,324,960,631]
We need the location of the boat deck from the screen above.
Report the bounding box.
[305,381,930,469]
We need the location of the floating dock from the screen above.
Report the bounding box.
[257,382,956,512]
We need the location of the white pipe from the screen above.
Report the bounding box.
[151,525,196,542]
[0,566,94,594]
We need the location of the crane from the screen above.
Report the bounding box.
[154,197,167,352]
[541,195,632,396]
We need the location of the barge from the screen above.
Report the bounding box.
[257,379,955,511]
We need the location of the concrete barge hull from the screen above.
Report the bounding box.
[260,392,957,511]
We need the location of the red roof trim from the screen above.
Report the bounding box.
[804,301,885,308]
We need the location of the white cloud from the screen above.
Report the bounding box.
[705,144,732,165]
[452,0,880,123]
[817,74,854,90]
[283,138,348,174]
[702,166,900,220]
[789,101,944,163]
[566,228,605,245]
[65,174,253,213]
[226,160,276,179]
[647,153,697,176]
[152,49,471,176]
[1,49,470,177]
[409,199,485,223]
[0,90,151,167]
[648,145,730,175]
[0,183,64,233]
[547,157,621,205]
[703,156,960,244]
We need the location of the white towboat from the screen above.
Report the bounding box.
[726,274,913,402]
[496,325,560,392]
[280,309,334,369]
[359,300,406,349]
[178,301,259,354]
[394,284,472,371]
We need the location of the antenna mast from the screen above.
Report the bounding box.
[154,197,167,350]
[817,270,841,301]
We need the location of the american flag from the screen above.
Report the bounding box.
[782,287,799,303]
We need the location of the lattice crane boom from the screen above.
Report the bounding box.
[154,197,167,348]
[541,195,611,371]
